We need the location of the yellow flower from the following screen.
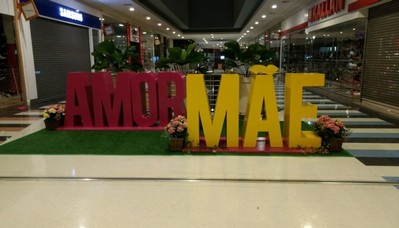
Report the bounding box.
[43,113,50,119]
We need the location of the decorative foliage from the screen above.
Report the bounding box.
[155,43,204,74]
[163,115,188,139]
[42,104,65,121]
[223,41,276,77]
[91,40,143,73]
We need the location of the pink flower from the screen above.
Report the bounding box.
[164,115,188,138]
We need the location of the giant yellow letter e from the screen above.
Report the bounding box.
[283,73,324,148]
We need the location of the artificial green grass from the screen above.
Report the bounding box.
[0,128,352,157]
[0,130,170,155]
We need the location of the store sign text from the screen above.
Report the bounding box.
[308,0,345,23]
[59,7,83,22]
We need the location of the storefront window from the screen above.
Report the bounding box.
[282,19,366,96]
[0,14,22,110]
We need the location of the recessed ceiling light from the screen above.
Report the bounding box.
[172,31,176,34]
[146,16,151,20]
[262,15,266,18]
[143,32,147,35]
[129,7,134,11]
[157,23,162,26]
[255,21,259,25]
[166,27,170,30]
[272,4,277,9]
[119,24,124,27]
[250,27,254,29]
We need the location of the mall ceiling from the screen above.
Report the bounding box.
[136,0,264,33]
[78,0,316,48]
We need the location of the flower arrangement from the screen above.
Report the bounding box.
[42,104,65,121]
[314,115,351,151]
[164,115,188,139]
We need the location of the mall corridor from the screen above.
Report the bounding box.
[0,81,398,227]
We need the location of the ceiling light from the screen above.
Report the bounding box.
[250,27,254,29]
[157,23,162,26]
[246,30,250,33]
[177,34,181,37]
[129,7,134,11]
[118,24,124,27]
[172,31,176,34]
[262,15,266,19]
[182,36,184,39]
[146,16,151,20]
[166,27,170,30]
[143,32,147,35]
[255,21,259,25]
[272,4,277,9]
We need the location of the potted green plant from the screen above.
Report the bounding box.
[313,115,351,152]
[156,43,204,74]
[223,41,275,77]
[223,41,276,115]
[91,40,143,73]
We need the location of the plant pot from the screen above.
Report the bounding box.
[239,76,252,115]
[170,138,184,151]
[328,138,344,152]
[44,119,60,130]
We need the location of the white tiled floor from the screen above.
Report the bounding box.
[1,178,399,228]
[0,155,399,227]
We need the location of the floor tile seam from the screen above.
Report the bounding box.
[0,176,398,186]
[349,133,399,137]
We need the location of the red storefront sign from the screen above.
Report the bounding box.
[308,0,345,23]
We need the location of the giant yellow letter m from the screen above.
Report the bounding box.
[186,74,239,148]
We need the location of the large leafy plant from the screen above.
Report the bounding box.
[223,41,275,77]
[91,40,142,73]
[156,43,204,74]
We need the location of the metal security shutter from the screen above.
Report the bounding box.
[30,18,91,105]
[362,1,399,107]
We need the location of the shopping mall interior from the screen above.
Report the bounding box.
[0,0,399,227]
